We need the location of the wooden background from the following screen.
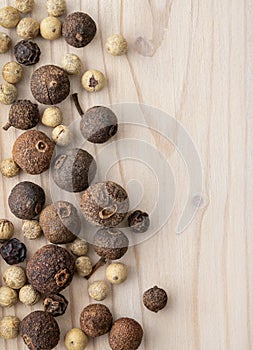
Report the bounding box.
[0,0,251,349]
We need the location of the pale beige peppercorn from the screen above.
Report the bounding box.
[0,316,20,339]
[75,256,92,277]
[68,238,88,256]
[0,159,20,177]
[2,62,23,84]
[0,32,11,53]
[88,281,109,301]
[0,286,18,307]
[81,70,106,92]
[46,0,66,17]
[0,83,17,105]
[15,0,35,14]
[16,17,40,39]
[65,328,88,350]
[19,284,40,305]
[106,263,128,284]
[106,34,128,56]
[42,106,63,127]
[3,266,27,289]
[52,124,71,146]
[61,53,82,75]
[0,219,14,242]
[0,6,20,28]
[40,16,61,40]
[22,220,42,240]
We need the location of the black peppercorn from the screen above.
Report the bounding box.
[0,238,27,265]
[14,40,41,66]
[3,99,40,131]
[80,304,113,337]
[8,181,45,219]
[128,210,150,233]
[30,65,70,105]
[43,293,69,317]
[52,148,97,192]
[143,286,168,313]
[62,12,97,48]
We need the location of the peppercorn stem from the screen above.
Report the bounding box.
[71,93,84,116]
[85,257,107,280]
[2,121,11,131]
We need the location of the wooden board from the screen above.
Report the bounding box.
[0,0,252,349]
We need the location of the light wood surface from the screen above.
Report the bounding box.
[0,0,251,349]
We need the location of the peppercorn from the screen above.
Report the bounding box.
[42,106,63,127]
[80,181,129,227]
[16,18,40,39]
[0,6,20,28]
[128,210,150,233]
[0,32,11,53]
[0,83,17,105]
[62,53,82,75]
[47,0,66,17]
[0,286,18,307]
[65,328,88,350]
[31,64,70,105]
[0,219,14,242]
[8,182,45,219]
[3,266,27,289]
[52,148,97,192]
[2,61,23,84]
[143,286,168,313]
[15,0,34,14]
[43,293,69,317]
[62,12,96,48]
[0,316,20,339]
[20,311,60,350]
[80,304,113,337]
[26,244,75,294]
[39,201,80,244]
[81,70,105,92]
[22,220,42,240]
[52,124,71,146]
[0,238,27,265]
[106,34,128,56]
[3,99,40,131]
[40,16,62,40]
[88,280,109,301]
[19,284,40,305]
[67,238,88,256]
[109,318,143,350]
[12,130,55,174]
[14,40,41,66]
[0,158,20,178]
[106,263,128,285]
[75,256,92,277]
[94,228,129,260]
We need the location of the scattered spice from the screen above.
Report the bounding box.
[94,228,129,260]
[75,256,93,277]
[52,124,72,146]
[0,286,18,307]
[0,219,14,242]
[43,293,69,317]
[0,6,20,28]
[42,106,63,127]
[19,284,40,305]
[40,16,62,40]
[14,40,41,66]
[2,61,23,84]
[109,318,143,350]
[106,263,128,285]
[67,238,88,256]
[47,0,66,17]
[15,0,34,14]
[62,53,82,75]
[0,82,17,105]
[80,304,113,337]
[0,158,20,177]
[22,220,42,240]
[16,17,40,39]
[0,238,27,265]
[3,265,27,289]
[106,34,128,56]
[0,316,20,339]
[81,69,105,92]
[88,280,109,301]
[143,286,168,313]
[0,32,11,53]
[65,328,89,350]
[128,210,150,233]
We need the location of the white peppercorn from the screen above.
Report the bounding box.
[16,17,40,39]
[46,0,66,17]
[88,281,109,301]
[40,16,62,40]
[106,34,128,56]
[0,219,14,242]
[22,220,42,240]
[61,53,82,75]
[15,0,35,14]
[81,70,105,92]
[0,83,17,105]
[0,32,11,53]
[52,124,71,146]
[0,316,20,339]
[19,284,40,305]
[42,106,63,127]
[0,159,20,177]
[0,6,20,28]
[3,266,26,289]
[65,328,88,350]
[2,62,23,84]
[106,263,128,285]
[67,238,88,256]
[75,256,92,277]
[0,286,18,307]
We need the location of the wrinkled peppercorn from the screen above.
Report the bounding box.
[109,318,143,350]
[8,181,45,219]
[143,286,168,313]
[0,238,27,265]
[14,40,41,66]
[80,304,113,337]
[62,12,97,48]
[52,148,97,192]
[43,293,69,317]
[128,210,150,233]
[94,228,129,260]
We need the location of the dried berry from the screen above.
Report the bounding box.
[42,106,63,127]
[80,181,129,227]
[52,124,71,146]
[75,256,92,277]
[0,158,20,177]
[15,0,34,14]
[106,34,128,56]
[94,228,129,260]
[109,318,143,350]
[52,148,97,193]
[67,238,88,256]
[43,293,68,317]
[19,284,40,305]
[88,280,109,301]
[16,17,40,39]
[62,53,82,75]
[0,82,17,105]
[3,265,27,289]
[0,286,18,307]
[8,181,45,219]
[0,219,14,242]
[20,311,60,350]
[31,64,70,105]
[39,201,80,244]
[0,316,20,339]
[0,6,20,28]
[0,32,11,53]
[40,16,62,40]
[12,130,55,174]
[80,304,113,337]
[2,61,23,84]
[26,244,75,294]
[22,220,42,240]
[143,286,168,313]
[14,40,41,66]
[106,263,128,285]
[65,328,88,350]
[62,12,96,48]
[47,0,66,17]
[128,210,150,233]
[81,70,106,92]
[0,238,27,265]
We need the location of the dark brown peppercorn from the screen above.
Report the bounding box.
[62,12,97,48]
[39,201,80,244]
[80,304,113,337]
[26,244,75,294]
[0,238,26,265]
[109,318,143,350]
[128,210,150,233]
[14,40,41,66]
[143,286,168,313]
[3,99,40,131]
[20,311,60,350]
[30,65,70,105]
[12,130,55,174]
[52,148,97,193]
[43,293,69,317]
[94,228,129,260]
[80,181,129,227]
[8,181,45,219]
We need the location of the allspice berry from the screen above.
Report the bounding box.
[0,159,20,177]
[31,65,70,105]
[75,256,92,277]
[52,124,71,146]
[39,201,80,244]
[2,61,23,84]
[15,0,35,14]
[143,286,168,313]
[62,53,82,75]
[0,6,20,28]
[26,244,75,294]
[109,318,143,350]
[0,83,17,105]
[52,148,97,193]
[128,210,150,233]
[0,219,14,242]
[80,304,113,337]
[19,284,40,305]
[0,32,11,53]
[65,328,89,350]
[106,34,128,56]
[80,181,129,227]
[81,70,105,92]
[47,0,66,17]
[68,238,88,256]
[0,316,20,339]
[43,293,68,317]
[88,281,109,301]
[12,130,55,174]
[20,311,60,350]
[94,228,129,260]
[16,17,40,39]
[22,220,42,240]
[42,106,63,127]
[14,40,41,66]
[62,12,97,48]
[8,181,45,219]
[3,266,27,289]
[0,286,18,307]
[40,16,62,40]
[106,263,128,285]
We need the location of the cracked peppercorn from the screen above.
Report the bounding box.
[43,293,69,317]
[0,238,27,265]
[14,40,41,66]
[80,304,113,337]
[143,286,168,313]
[81,70,105,92]
[128,210,150,233]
